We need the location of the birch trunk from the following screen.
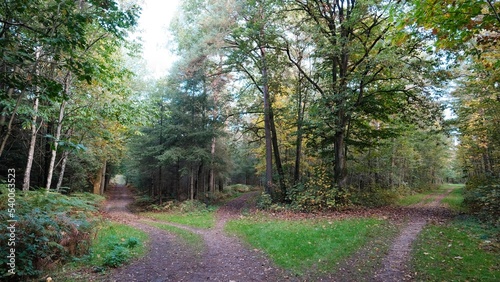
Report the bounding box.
[56,150,69,192]
[45,101,66,190]
[22,94,40,191]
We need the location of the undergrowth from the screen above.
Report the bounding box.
[0,187,103,280]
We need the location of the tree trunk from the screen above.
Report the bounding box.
[269,107,286,196]
[93,160,107,195]
[45,101,66,190]
[260,42,273,196]
[22,95,40,191]
[0,87,24,158]
[101,160,107,195]
[209,136,216,193]
[190,166,195,200]
[333,122,348,189]
[294,97,304,184]
[56,150,69,192]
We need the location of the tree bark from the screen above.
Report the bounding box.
[269,107,286,195]
[190,166,195,200]
[333,118,348,188]
[93,160,107,195]
[209,136,216,193]
[260,37,273,196]
[56,150,69,192]
[45,100,66,190]
[22,94,40,191]
[0,89,23,158]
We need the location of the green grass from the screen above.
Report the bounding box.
[441,184,465,212]
[412,217,500,281]
[143,221,205,252]
[48,221,149,281]
[225,217,388,275]
[396,184,464,207]
[141,211,216,229]
[89,221,149,267]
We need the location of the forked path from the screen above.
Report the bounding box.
[102,185,456,281]
[102,186,292,282]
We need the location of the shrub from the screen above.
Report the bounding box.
[256,192,273,210]
[103,245,131,267]
[350,187,400,207]
[288,183,351,212]
[0,187,101,280]
[177,200,210,213]
[463,182,500,226]
[101,236,141,267]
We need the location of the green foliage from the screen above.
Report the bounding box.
[102,245,131,268]
[350,187,401,208]
[287,168,351,211]
[0,187,102,279]
[89,222,147,269]
[412,218,500,281]
[256,192,273,210]
[226,217,388,275]
[100,236,141,268]
[464,180,500,226]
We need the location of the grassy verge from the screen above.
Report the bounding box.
[441,184,465,212]
[143,221,205,253]
[225,217,388,276]
[396,184,464,207]
[89,221,149,267]
[50,221,149,280]
[412,217,499,281]
[141,211,216,229]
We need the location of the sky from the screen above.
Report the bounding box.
[137,0,180,77]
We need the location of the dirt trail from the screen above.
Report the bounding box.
[373,187,456,282]
[102,186,291,282]
[102,185,456,281]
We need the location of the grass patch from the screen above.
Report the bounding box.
[396,184,464,207]
[412,217,500,281]
[89,221,149,267]
[396,190,435,206]
[48,221,148,281]
[225,217,387,275]
[441,184,465,212]
[141,211,216,229]
[143,221,205,253]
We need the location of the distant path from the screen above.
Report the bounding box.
[373,187,456,282]
[102,186,291,282]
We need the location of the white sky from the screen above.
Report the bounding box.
[137,0,180,78]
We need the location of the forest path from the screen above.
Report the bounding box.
[102,186,292,281]
[101,185,457,281]
[373,186,456,282]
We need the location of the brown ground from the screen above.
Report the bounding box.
[97,185,455,282]
[101,186,295,282]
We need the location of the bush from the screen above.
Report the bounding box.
[103,245,131,267]
[178,200,210,213]
[288,183,351,212]
[463,182,500,226]
[0,187,101,280]
[101,236,140,267]
[350,187,400,207]
[256,192,273,210]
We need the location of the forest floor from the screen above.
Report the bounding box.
[97,185,455,281]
